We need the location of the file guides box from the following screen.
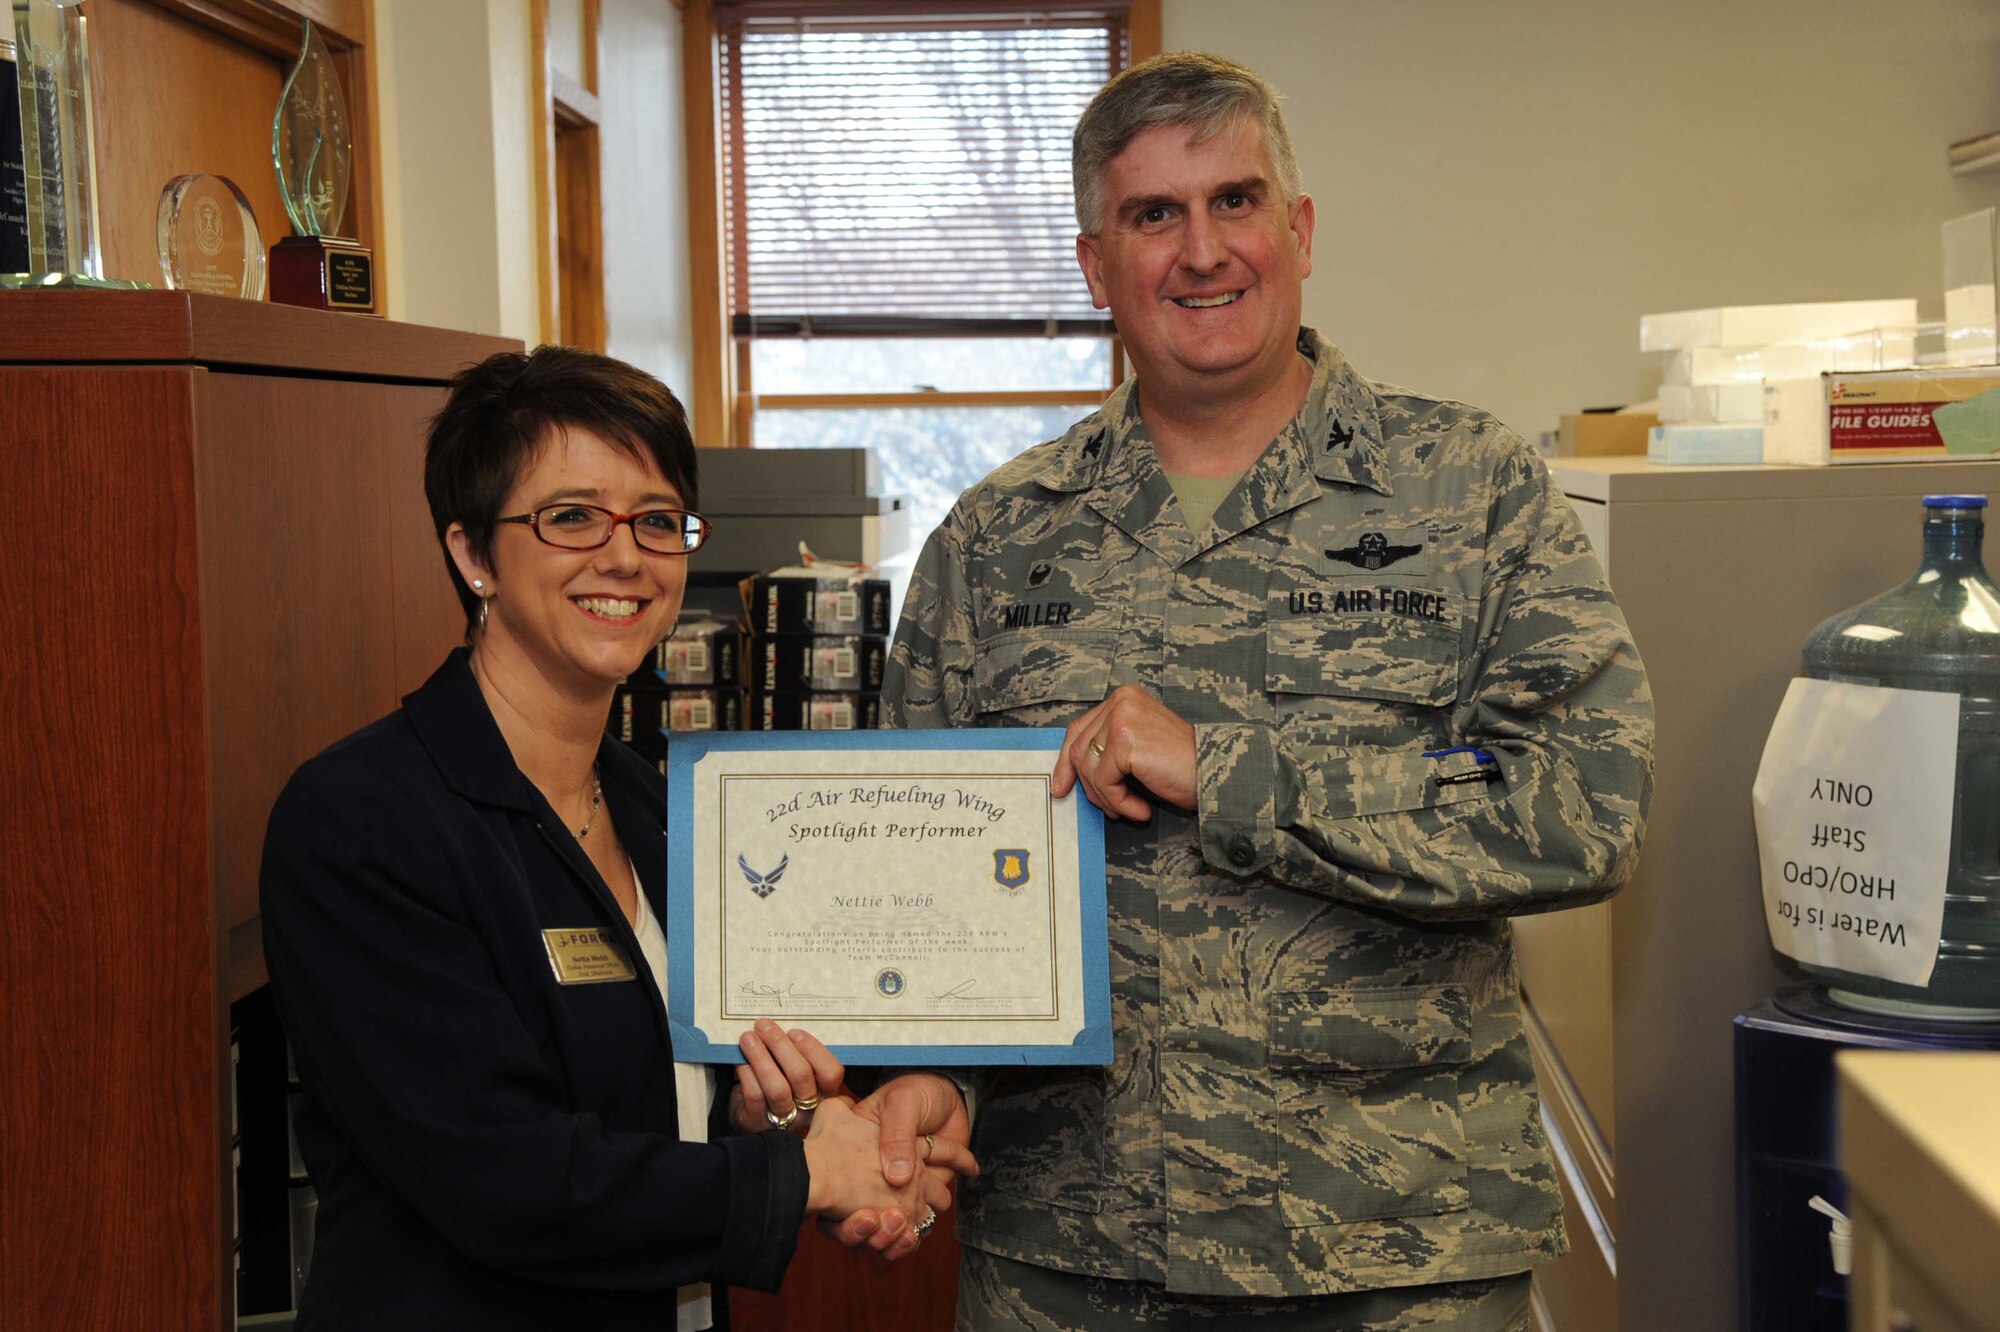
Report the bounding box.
[1763,366,2000,465]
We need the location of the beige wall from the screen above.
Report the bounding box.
[371,0,541,342]
[1164,0,2000,440]
[373,0,692,387]
[486,0,542,342]
[599,0,696,395]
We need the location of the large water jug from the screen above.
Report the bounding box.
[1799,495,2000,1019]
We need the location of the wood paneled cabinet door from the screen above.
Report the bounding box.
[0,291,513,1329]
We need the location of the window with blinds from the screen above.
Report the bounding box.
[705,1,1143,560]
[716,2,1130,338]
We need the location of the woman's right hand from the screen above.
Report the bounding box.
[799,1097,952,1254]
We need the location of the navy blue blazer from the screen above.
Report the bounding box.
[260,650,807,1330]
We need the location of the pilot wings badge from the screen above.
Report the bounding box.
[738,854,788,899]
[1325,530,1423,572]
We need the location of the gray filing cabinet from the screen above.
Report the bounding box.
[1520,457,2000,1332]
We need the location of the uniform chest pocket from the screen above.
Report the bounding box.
[1267,984,1473,1228]
[972,629,1117,727]
[1265,606,1461,708]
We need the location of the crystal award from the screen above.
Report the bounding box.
[268,19,374,313]
[157,173,265,299]
[1,0,144,289]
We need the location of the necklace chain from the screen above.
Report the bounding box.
[575,765,603,839]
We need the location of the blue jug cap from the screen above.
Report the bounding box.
[1922,495,1988,509]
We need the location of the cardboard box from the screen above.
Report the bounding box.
[1557,411,1658,457]
[1763,366,2000,465]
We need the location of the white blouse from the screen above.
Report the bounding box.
[631,863,719,1332]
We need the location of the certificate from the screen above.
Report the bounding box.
[665,729,1110,1066]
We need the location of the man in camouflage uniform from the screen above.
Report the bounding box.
[870,52,1653,1329]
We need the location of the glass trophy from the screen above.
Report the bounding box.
[2,0,144,289]
[157,173,265,299]
[268,19,374,313]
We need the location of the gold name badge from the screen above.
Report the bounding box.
[541,928,637,985]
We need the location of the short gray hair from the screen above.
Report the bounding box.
[1072,52,1304,235]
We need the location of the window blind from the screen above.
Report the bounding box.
[717,2,1128,338]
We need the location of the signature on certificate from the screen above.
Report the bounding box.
[737,980,845,1010]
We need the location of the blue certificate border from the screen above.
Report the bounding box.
[666,728,1111,1066]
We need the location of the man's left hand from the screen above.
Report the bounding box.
[1053,684,1197,821]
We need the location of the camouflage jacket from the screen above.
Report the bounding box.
[882,329,1654,1298]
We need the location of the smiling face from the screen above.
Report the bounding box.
[1077,116,1314,410]
[447,426,688,697]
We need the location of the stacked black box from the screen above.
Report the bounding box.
[743,566,891,730]
[610,616,743,760]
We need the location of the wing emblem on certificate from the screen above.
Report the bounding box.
[993,850,1031,891]
[665,730,1111,1065]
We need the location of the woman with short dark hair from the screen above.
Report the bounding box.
[260,346,956,1330]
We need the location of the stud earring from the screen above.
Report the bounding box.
[472,579,484,591]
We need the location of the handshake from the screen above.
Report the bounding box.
[728,1019,977,1261]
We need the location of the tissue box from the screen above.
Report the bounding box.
[1647,425,1764,465]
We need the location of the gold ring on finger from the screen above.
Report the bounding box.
[765,1105,799,1130]
[794,1094,821,1112]
[1088,740,1105,757]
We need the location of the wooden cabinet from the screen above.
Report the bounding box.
[0,291,513,1329]
[1522,457,2000,1332]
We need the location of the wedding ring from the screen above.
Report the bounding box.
[765,1104,800,1130]
[924,1133,936,1158]
[913,1206,938,1237]
[1088,740,1105,757]
[794,1094,821,1112]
